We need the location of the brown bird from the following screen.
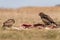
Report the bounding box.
[2,19,15,30]
[39,12,57,26]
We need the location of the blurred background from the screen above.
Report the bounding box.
[0,0,60,8]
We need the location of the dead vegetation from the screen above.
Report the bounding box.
[0,7,60,40]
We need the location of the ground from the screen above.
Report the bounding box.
[0,28,60,40]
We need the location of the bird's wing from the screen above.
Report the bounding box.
[42,18,51,23]
[45,15,54,23]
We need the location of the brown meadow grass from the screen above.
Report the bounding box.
[0,6,60,40]
[0,28,60,40]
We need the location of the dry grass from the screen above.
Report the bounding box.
[0,7,60,27]
[0,28,60,40]
[0,7,60,40]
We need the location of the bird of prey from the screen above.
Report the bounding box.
[2,19,15,30]
[39,12,57,26]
